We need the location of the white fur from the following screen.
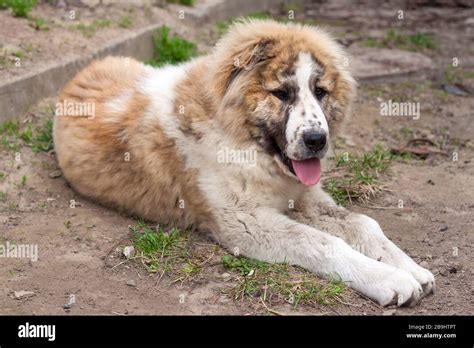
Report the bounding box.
[139,64,188,140]
[105,90,132,118]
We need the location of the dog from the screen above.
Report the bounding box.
[54,19,435,307]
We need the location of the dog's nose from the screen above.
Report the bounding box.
[303,131,326,152]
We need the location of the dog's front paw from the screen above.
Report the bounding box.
[375,269,424,307]
[353,263,424,307]
[400,262,435,297]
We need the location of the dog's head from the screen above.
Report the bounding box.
[209,19,356,186]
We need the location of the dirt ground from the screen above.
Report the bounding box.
[0,0,473,315]
[0,0,208,83]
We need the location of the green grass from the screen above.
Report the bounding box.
[364,30,438,52]
[131,221,192,275]
[145,26,197,67]
[166,0,195,6]
[0,121,20,151]
[31,119,53,152]
[222,255,345,308]
[118,15,133,28]
[0,119,53,152]
[73,19,112,38]
[323,146,408,206]
[2,0,36,17]
[433,88,450,101]
[445,66,474,82]
[28,17,49,31]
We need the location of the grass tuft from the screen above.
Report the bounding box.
[130,221,192,275]
[118,15,132,28]
[0,119,53,152]
[73,19,111,38]
[364,30,438,52]
[166,0,195,6]
[222,255,345,308]
[31,119,53,152]
[323,146,408,206]
[2,0,36,18]
[145,26,197,67]
[28,17,49,31]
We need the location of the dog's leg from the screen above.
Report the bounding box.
[214,207,424,306]
[294,187,435,298]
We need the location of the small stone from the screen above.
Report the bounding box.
[49,170,62,178]
[14,290,35,299]
[126,280,136,287]
[222,272,230,278]
[419,261,429,268]
[123,246,134,259]
[442,84,470,97]
[439,225,449,232]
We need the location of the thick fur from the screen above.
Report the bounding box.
[54,20,434,306]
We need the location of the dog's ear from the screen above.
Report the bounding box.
[212,38,276,98]
[232,39,275,73]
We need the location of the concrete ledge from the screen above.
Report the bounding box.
[349,47,434,84]
[1,23,161,122]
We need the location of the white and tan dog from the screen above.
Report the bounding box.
[54,20,434,306]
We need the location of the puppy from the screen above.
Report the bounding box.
[54,19,434,306]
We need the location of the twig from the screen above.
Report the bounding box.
[355,203,400,210]
[335,297,362,307]
[196,253,215,266]
[111,256,142,269]
[407,138,439,147]
[259,297,286,316]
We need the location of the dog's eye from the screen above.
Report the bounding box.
[271,89,290,102]
[314,87,327,100]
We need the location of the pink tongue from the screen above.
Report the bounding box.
[291,158,321,186]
